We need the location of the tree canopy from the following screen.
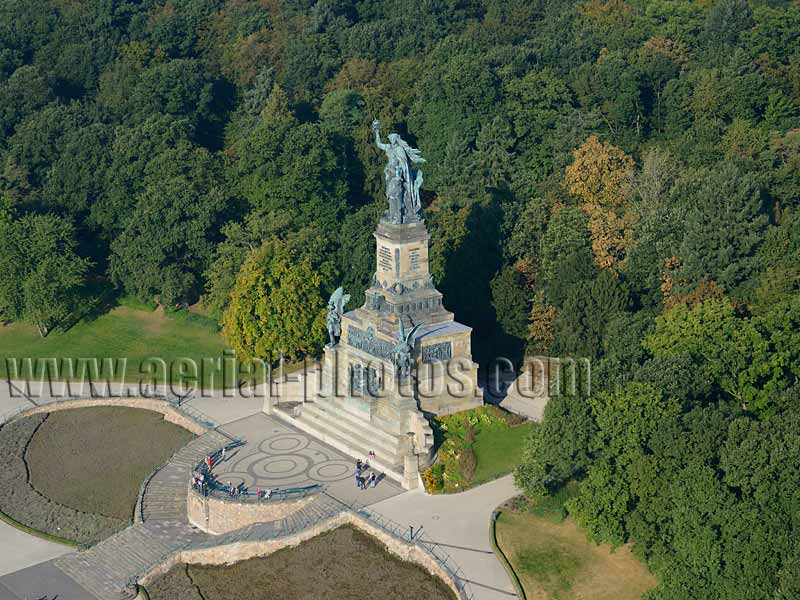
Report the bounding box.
[0,1,798,593]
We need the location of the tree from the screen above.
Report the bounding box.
[552,268,628,359]
[539,205,593,294]
[704,0,753,48]
[129,59,220,144]
[567,382,681,546]
[473,116,514,191]
[504,68,574,179]
[0,64,52,141]
[230,101,348,232]
[222,240,326,361]
[564,135,636,271]
[671,162,767,295]
[109,146,227,305]
[514,392,597,497]
[0,214,90,336]
[644,296,800,415]
[490,266,529,341]
[91,115,195,238]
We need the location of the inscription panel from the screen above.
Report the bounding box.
[409,247,421,271]
[347,326,393,361]
[379,246,392,272]
[422,341,452,363]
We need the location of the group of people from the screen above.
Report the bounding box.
[193,452,278,500]
[355,458,379,490]
[226,480,243,498]
[191,468,214,495]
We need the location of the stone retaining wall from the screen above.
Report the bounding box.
[140,511,465,599]
[17,398,207,435]
[186,487,312,535]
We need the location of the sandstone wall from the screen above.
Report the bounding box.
[17,397,207,435]
[140,510,466,599]
[187,487,312,535]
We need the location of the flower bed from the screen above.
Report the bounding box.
[0,407,194,545]
[423,406,532,494]
[0,415,124,545]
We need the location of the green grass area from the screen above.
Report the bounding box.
[495,508,656,600]
[0,305,275,389]
[26,407,195,522]
[473,421,535,485]
[145,525,456,600]
[424,406,531,493]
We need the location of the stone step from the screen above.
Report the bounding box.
[273,410,405,486]
[300,402,401,457]
[303,398,398,448]
[55,524,180,600]
[298,409,404,469]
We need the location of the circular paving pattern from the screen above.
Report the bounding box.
[258,434,309,454]
[308,461,352,482]
[217,429,353,489]
[251,454,311,480]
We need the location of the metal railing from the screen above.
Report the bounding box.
[352,503,475,600]
[130,429,473,600]
[0,387,220,433]
[190,438,324,503]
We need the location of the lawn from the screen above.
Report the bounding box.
[0,305,273,389]
[26,407,195,521]
[423,406,532,493]
[473,421,534,485]
[495,509,656,600]
[145,525,457,600]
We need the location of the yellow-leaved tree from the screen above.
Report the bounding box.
[564,135,635,271]
[222,239,326,361]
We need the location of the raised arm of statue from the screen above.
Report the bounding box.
[372,120,390,152]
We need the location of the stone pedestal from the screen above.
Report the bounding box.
[339,218,483,415]
[272,217,482,490]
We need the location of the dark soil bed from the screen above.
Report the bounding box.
[146,526,457,600]
[0,407,194,545]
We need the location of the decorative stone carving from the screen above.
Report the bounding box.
[348,325,393,361]
[422,342,452,363]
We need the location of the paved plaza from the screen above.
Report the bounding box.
[0,387,518,600]
[215,413,404,506]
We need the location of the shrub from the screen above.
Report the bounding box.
[422,464,444,493]
[459,446,477,483]
[432,406,533,493]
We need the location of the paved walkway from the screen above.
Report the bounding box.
[371,475,520,600]
[0,383,520,600]
[0,520,73,577]
[0,379,266,426]
[215,414,404,506]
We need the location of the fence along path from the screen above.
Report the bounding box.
[51,431,474,600]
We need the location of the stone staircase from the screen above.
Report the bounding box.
[54,521,203,600]
[141,430,232,522]
[46,428,397,600]
[54,493,349,600]
[274,398,407,485]
[53,429,232,600]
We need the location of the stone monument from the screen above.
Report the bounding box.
[272,121,482,490]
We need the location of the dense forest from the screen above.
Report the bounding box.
[0,0,798,597]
